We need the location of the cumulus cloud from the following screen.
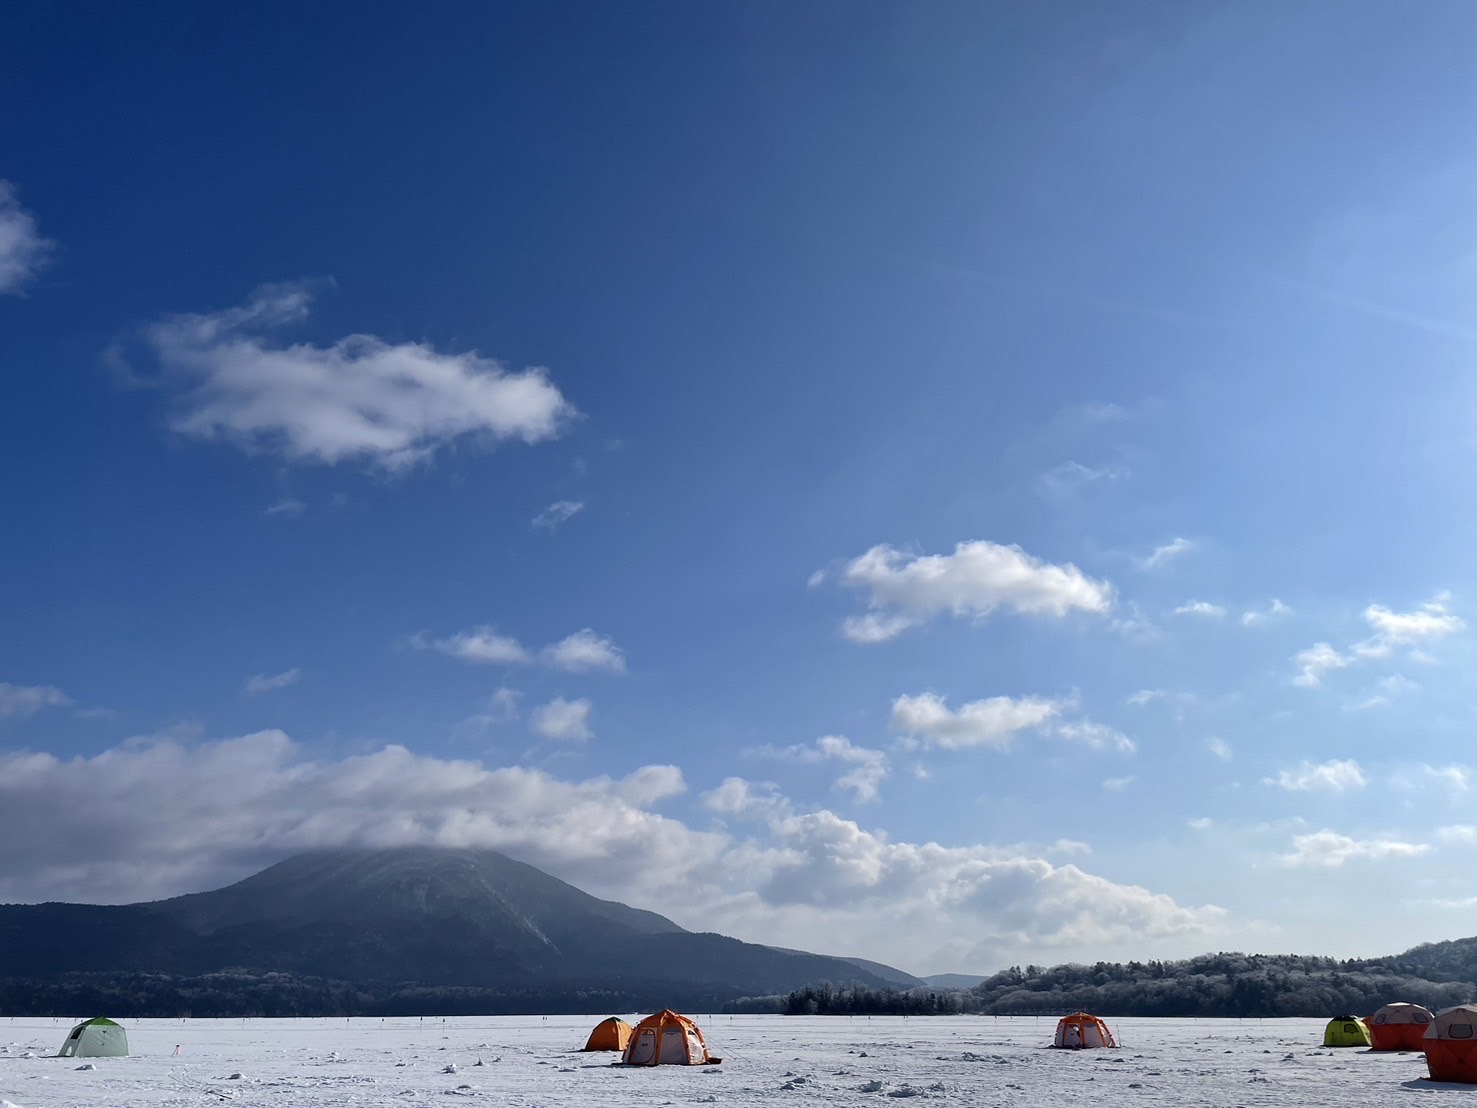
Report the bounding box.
[0,730,1226,970]
[1293,596,1464,687]
[136,284,574,470]
[530,697,593,741]
[243,668,301,695]
[836,540,1112,643]
[540,630,626,673]
[0,182,52,294]
[0,682,71,718]
[703,782,1226,969]
[1140,537,1193,570]
[1280,829,1430,867]
[532,500,584,530]
[0,731,708,905]
[1173,600,1225,618]
[890,692,1064,750]
[413,626,625,673]
[1263,759,1367,792]
[753,736,890,803]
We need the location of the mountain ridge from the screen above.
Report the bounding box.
[0,846,907,1013]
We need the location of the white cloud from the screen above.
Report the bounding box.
[838,540,1112,642]
[755,736,890,803]
[1173,600,1225,618]
[1038,460,1130,495]
[1293,596,1464,687]
[1056,721,1137,754]
[454,687,522,737]
[416,627,531,665]
[1206,737,1233,761]
[1126,689,1165,707]
[1280,829,1430,867]
[243,668,301,695]
[263,498,305,517]
[1102,775,1135,791]
[1292,642,1352,688]
[540,629,626,673]
[1188,817,1213,830]
[890,692,1064,750]
[532,500,584,530]
[139,284,574,470]
[1365,597,1465,643]
[530,697,593,741]
[0,730,1226,971]
[1241,599,1290,627]
[414,626,626,673]
[0,731,707,904]
[1264,759,1367,793]
[0,682,71,719]
[703,783,1226,970]
[0,181,52,294]
[1438,825,1477,846]
[1140,538,1193,570]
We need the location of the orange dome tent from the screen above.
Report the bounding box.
[1424,1005,1477,1082]
[581,1017,633,1052]
[620,1009,720,1065]
[1052,1012,1117,1049]
[1369,1003,1433,1051]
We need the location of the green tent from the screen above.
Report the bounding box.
[58,1017,129,1058]
[1323,1015,1372,1048]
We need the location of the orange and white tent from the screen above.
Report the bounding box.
[581,1017,633,1052]
[1369,1002,1433,1051]
[620,1009,719,1065]
[1052,1012,1117,1049]
[1424,1005,1477,1082]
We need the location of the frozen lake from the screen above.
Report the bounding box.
[0,1013,1446,1107]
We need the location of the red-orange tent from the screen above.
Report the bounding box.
[620,1010,720,1065]
[1424,1005,1477,1082]
[581,1017,633,1052]
[1369,1003,1433,1051]
[1052,1012,1117,1049]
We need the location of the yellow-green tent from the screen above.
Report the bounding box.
[1323,1015,1372,1047]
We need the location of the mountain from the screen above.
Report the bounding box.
[0,846,907,1015]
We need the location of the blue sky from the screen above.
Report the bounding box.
[4,0,1477,975]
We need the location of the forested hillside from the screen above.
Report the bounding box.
[742,944,1477,1017]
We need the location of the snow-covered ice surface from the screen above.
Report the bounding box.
[0,1014,1450,1107]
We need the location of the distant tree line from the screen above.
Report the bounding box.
[733,944,1477,1018]
[0,971,738,1018]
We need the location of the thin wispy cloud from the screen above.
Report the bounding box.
[243,668,301,695]
[0,181,52,294]
[1038,459,1130,496]
[0,682,71,719]
[1241,599,1290,627]
[753,735,890,803]
[1140,537,1193,570]
[263,498,305,517]
[533,500,584,530]
[1281,829,1430,868]
[136,283,575,470]
[1264,758,1366,793]
[1173,600,1225,618]
[836,540,1113,643]
[411,626,626,674]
